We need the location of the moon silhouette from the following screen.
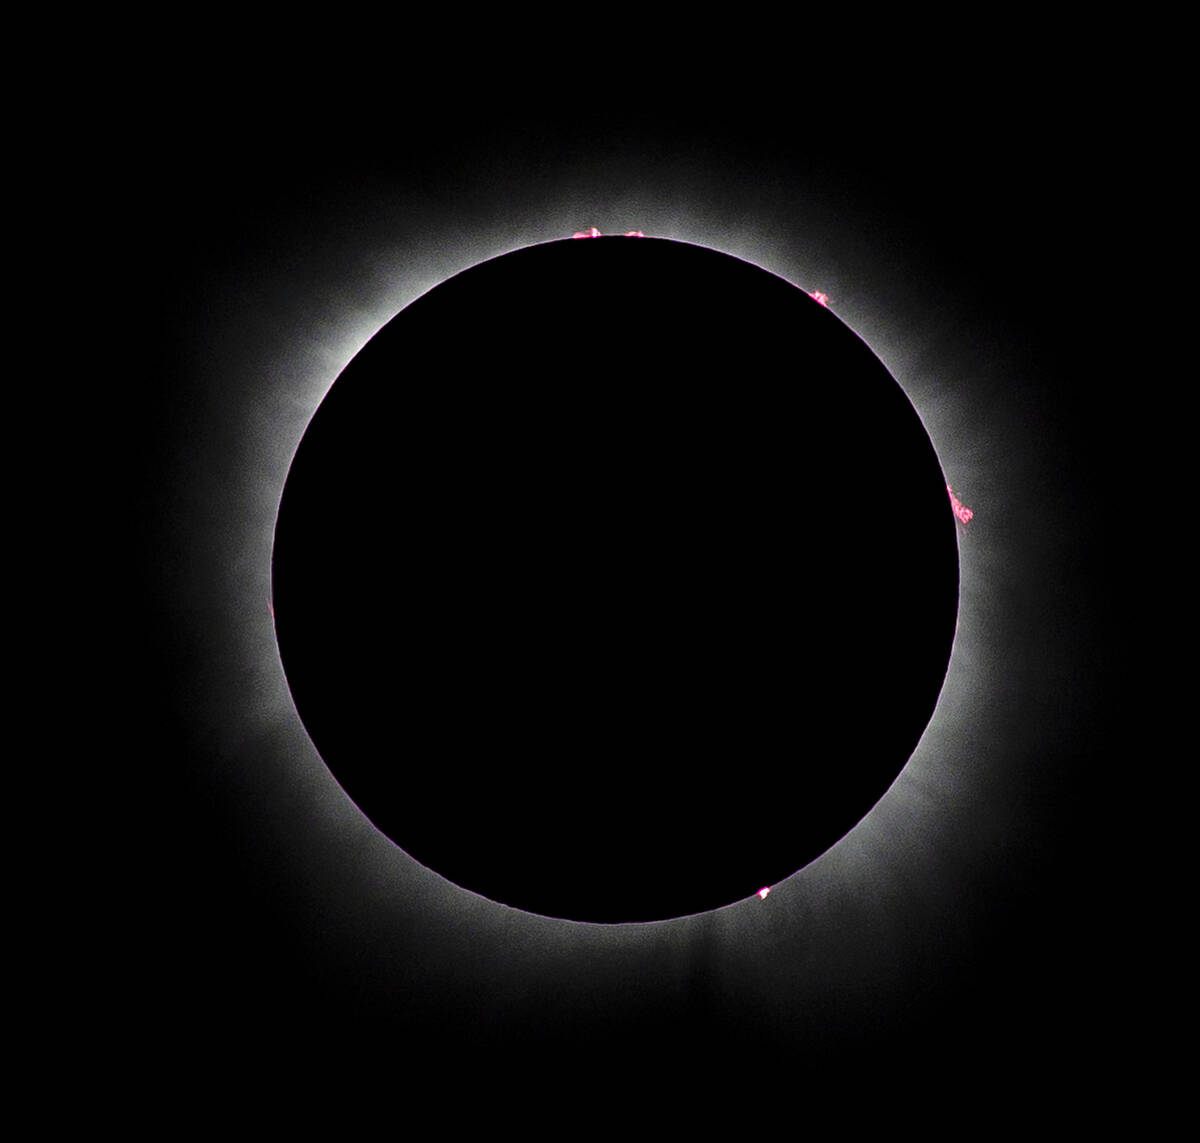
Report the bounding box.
[272,236,959,922]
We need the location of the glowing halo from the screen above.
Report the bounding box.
[148,148,1072,1068]
[171,208,992,902]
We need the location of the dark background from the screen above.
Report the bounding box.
[120,45,1130,1112]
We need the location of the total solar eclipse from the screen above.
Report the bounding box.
[272,236,959,923]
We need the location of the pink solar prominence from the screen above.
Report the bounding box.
[570,227,644,238]
[947,485,974,525]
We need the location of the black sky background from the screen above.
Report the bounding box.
[122,52,1131,1109]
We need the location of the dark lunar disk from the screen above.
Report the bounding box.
[272,237,959,923]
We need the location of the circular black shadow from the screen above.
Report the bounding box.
[272,237,959,923]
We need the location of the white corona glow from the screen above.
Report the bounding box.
[181,172,1000,937]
